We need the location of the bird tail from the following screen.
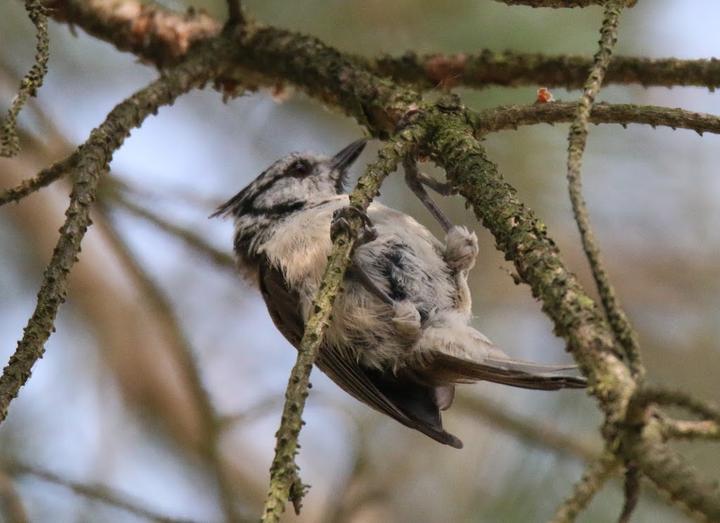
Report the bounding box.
[412,320,587,391]
[427,351,586,390]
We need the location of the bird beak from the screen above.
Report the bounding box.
[330,139,367,172]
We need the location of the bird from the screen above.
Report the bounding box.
[212,139,585,448]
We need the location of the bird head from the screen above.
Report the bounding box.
[211,139,366,219]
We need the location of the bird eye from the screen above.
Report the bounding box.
[291,159,311,175]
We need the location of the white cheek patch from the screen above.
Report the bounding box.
[260,196,348,286]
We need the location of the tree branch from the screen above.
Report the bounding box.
[7,461,197,523]
[471,102,720,136]
[369,51,720,91]
[662,419,720,441]
[0,38,228,423]
[1,0,49,157]
[496,0,634,7]
[0,154,76,206]
[629,387,720,425]
[43,1,720,95]
[565,1,643,378]
[550,451,619,523]
[623,420,720,521]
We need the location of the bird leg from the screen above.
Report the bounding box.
[444,226,479,314]
[403,159,478,314]
[403,158,455,233]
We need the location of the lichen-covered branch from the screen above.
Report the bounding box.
[623,421,720,521]
[370,51,720,91]
[0,38,228,423]
[496,0,635,6]
[43,0,720,95]
[549,451,619,523]
[45,0,221,66]
[565,1,643,378]
[1,0,49,157]
[471,102,720,136]
[629,387,720,425]
[0,154,77,206]
[260,137,417,522]
[662,419,720,441]
[424,106,633,415]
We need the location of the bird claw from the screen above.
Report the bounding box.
[445,226,479,272]
[331,206,377,244]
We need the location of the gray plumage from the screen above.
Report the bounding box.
[213,140,585,448]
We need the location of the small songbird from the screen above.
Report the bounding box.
[213,139,585,448]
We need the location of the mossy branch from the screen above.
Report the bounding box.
[369,51,720,91]
[471,102,720,136]
[1,0,49,157]
[0,38,228,423]
[565,1,643,378]
[497,0,635,6]
[549,451,619,523]
[261,137,416,522]
[0,154,77,206]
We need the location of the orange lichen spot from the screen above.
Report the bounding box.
[536,87,555,104]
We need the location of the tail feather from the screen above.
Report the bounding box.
[425,352,587,391]
[413,321,587,391]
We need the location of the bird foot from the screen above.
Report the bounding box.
[331,206,377,245]
[445,226,479,272]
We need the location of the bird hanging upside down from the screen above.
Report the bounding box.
[213,139,585,448]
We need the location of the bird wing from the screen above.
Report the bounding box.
[258,259,463,448]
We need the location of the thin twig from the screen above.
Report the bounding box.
[662,419,720,441]
[7,462,197,523]
[108,190,238,275]
[455,395,597,462]
[629,387,720,425]
[497,0,634,6]
[471,102,720,137]
[369,52,720,91]
[565,1,643,378]
[625,420,720,521]
[1,0,49,157]
[0,38,227,424]
[0,153,77,206]
[618,463,641,523]
[550,451,619,523]
[260,136,418,522]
